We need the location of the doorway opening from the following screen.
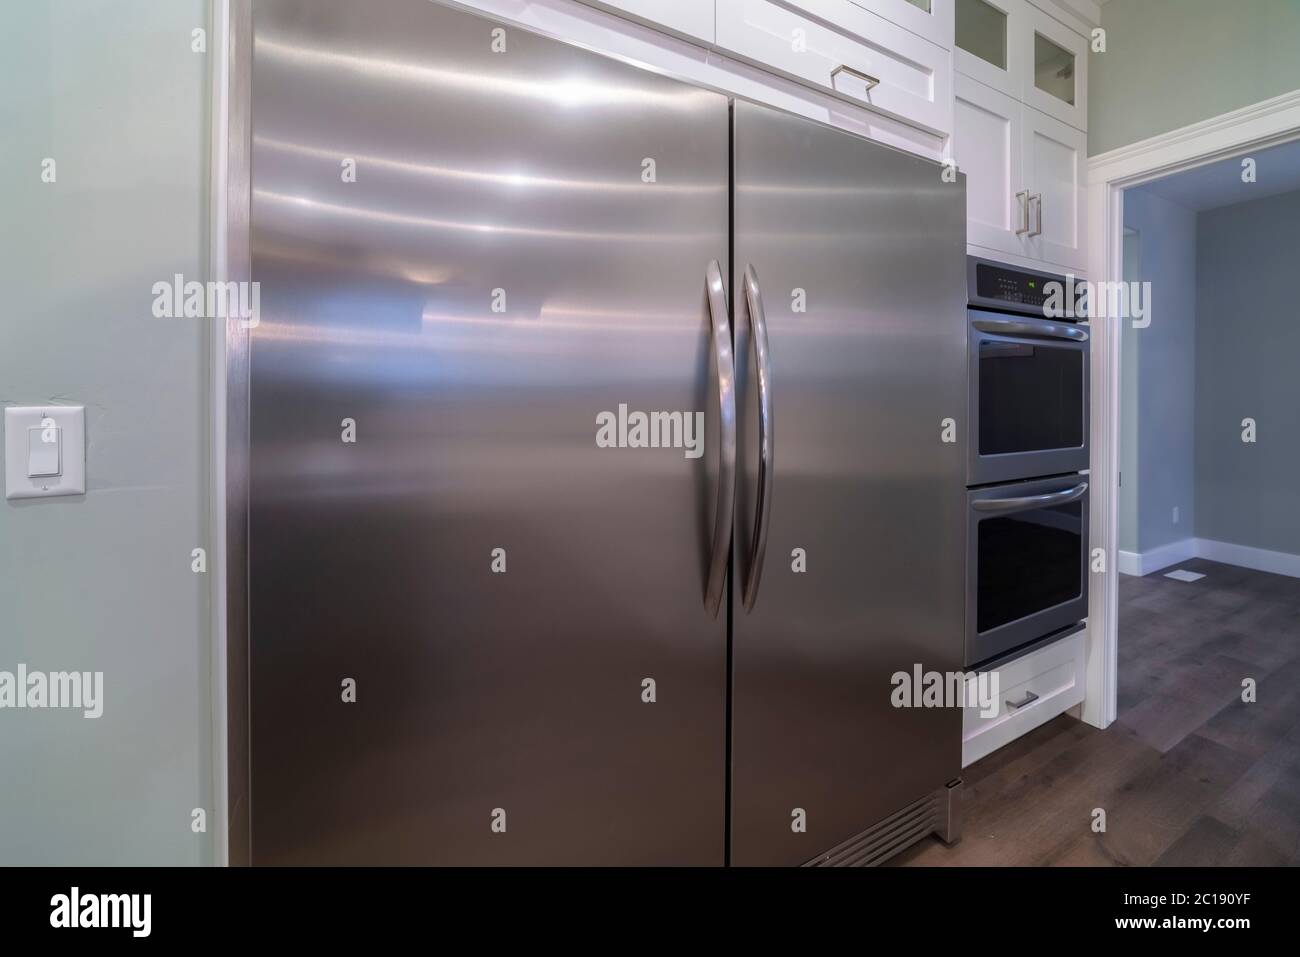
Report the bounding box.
[1111,139,1300,862]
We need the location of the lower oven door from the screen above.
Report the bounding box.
[968,310,1089,486]
[967,475,1090,666]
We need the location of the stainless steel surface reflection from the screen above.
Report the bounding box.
[730,100,968,866]
[248,0,729,864]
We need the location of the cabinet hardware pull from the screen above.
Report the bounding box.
[830,64,880,92]
[1006,690,1040,710]
[1028,193,1043,237]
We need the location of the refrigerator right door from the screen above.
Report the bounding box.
[730,100,969,866]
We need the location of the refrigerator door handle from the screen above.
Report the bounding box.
[741,264,774,613]
[704,259,737,618]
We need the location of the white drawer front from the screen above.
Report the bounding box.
[849,0,954,50]
[716,0,953,136]
[574,0,716,44]
[962,632,1085,766]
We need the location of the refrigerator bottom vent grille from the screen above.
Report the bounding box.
[802,789,950,867]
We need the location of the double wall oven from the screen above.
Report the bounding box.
[965,258,1089,666]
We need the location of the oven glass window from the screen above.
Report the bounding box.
[977,501,1082,633]
[978,339,1083,455]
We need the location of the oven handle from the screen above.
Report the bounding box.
[972,481,1088,515]
[972,316,1088,342]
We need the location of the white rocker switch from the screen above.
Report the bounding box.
[28,426,62,477]
[5,406,85,500]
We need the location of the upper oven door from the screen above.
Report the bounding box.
[968,310,1089,486]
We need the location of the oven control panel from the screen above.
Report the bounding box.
[984,268,1048,306]
[968,258,1084,319]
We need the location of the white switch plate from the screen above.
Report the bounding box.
[5,406,86,500]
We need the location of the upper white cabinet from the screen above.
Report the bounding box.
[954,75,1023,257]
[575,0,715,44]
[954,0,1085,131]
[1021,2,1086,131]
[715,0,954,137]
[952,0,1024,99]
[954,74,1085,271]
[849,0,954,49]
[951,0,1088,271]
[1022,103,1086,270]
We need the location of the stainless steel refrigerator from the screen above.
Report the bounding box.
[246,0,967,866]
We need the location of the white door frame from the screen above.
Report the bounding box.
[1081,89,1300,729]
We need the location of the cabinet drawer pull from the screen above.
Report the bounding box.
[1006,690,1040,710]
[830,64,880,92]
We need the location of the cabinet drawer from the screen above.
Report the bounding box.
[574,0,716,44]
[850,0,954,50]
[962,632,1085,767]
[716,0,953,136]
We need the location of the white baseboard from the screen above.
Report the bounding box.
[1196,538,1300,580]
[1118,538,1197,577]
[1120,537,1300,580]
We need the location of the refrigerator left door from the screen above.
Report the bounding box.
[247,0,730,864]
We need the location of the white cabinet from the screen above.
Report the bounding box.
[849,0,954,49]
[574,0,715,44]
[1022,102,1086,271]
[953,75,1023,257]
[954,75,1085,271]
[716,0,954,136]
[962,631,1086,767]
[952,0,1025,99]
[954,0,1086,131]
[1021,2,1086,131]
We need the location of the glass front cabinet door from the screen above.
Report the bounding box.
[1022,2,1086,129]
[954,0,1022,98]
[955,0,1087,131]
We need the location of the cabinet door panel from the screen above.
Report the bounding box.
[1023,104,1086,271]
[953,0,1025,99]
[954,75,1025,257]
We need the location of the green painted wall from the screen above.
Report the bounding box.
[1090,0,1300,156]
[0,0,213,864]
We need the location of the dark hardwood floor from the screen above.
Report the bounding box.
[895,558,1300,866]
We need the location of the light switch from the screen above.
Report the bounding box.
[5,405,85,500]
[27,426,62,477]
